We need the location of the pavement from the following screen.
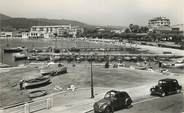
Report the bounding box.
[2,43,184,113]
[31,74,184,113]
[116,93,184,113]
[35,83,156,113]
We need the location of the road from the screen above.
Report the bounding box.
[90,93,184,113]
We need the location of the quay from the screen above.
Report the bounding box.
[37,52,184,58]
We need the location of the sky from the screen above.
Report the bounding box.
[0,0,184,26]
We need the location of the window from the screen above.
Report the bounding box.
[104,92,116,98]
[40,28,44,31]
[32,28,36,31]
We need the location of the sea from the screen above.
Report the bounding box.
[0,38,145,66]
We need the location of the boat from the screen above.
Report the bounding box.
[171,63,184,68]
[162,62,184,68]
[36,55,50,61]
[13,53,27,61]
[50,55,61,61]
[27,55,37,60]
[40,62,67,76]
[135,66,147,70]
[134,63,147,70]
[23,76,50,88]
[28,90,47,99]
[4,47,24,53]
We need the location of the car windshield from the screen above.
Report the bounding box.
[158,80,166,86]
[104,92,116,98]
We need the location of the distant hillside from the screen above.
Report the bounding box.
[0,14,11,21]
[0,13,126,32]
[0,13,95,31]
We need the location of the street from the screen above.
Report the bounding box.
[89,93,184,113]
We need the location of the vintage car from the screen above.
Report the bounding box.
[150,78,182,97]
[93,90,132,113]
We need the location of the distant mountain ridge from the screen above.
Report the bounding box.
[0,13,126,31]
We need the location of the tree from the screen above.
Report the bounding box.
[125,28,130,33]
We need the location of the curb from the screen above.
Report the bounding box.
[84,109,93,113]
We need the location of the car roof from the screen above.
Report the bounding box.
[159,78,177,82]
[106,90,128,94]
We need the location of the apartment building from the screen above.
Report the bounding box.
[30,25,83,38]
[148,17,171,31]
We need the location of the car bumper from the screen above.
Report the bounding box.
[150,90,162,96]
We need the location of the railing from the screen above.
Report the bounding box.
[2,95,54,113]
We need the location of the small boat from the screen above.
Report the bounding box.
[23,76,50,88]
[50,55,61,61]
[4,47,24,53]
[13,53,27,61]
[135,66,147,70]
[40,62,67,76]
[171,63,184,68]
[27,55,37,60]
[36,55,50,61]
[29,90,47,99]
[124,56,131,61]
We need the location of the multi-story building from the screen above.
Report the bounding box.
[148,17,171,31]
[0,32,13,38]
[172,24,184,32]
[30,25,83,38]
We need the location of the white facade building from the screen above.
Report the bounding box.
[172,24,184,32]
[0,32,13,38]
[21,32,30,39]
[30,25,83,38]
[148,17,171,31]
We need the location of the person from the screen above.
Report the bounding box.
[105,61,109,68]
[158,61,162,68]
[19,80,24,90]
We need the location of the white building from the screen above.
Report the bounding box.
[111,28,127,34]
[30,25,83,38]
[148,17,171,31]
[172,24,184,32]
[0,32,13,38]
[21,32,30,39]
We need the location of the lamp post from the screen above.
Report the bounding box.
[90,54,94,98]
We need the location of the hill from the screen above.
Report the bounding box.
[0,13,126,32]
[0,14,11,21]
[0,13,95,31]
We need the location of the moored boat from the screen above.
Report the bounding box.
[40,62,67,76]
[13,53,27,61]
[28,90,47,99]
[134,66,147,70]
[4,47,24,53]
[36,55,50,61]
[23,76,50,88]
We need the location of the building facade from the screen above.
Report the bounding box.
[148,17,171,31]
[172,24,184,32]
[30,25,83,38]
[0,32,13,38]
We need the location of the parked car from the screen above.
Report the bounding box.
[94,90,132,113]
[150,78,182,97]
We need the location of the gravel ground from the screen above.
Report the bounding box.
[1,61,183,108]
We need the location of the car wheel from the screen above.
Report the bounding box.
[177,89,181,94]
[124,98,132,107]
[104,106,113,113]
[161,92,166,97]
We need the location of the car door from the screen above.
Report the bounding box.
[168,81,175,94]
[112,93,121,110]
[172,81,179,93]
